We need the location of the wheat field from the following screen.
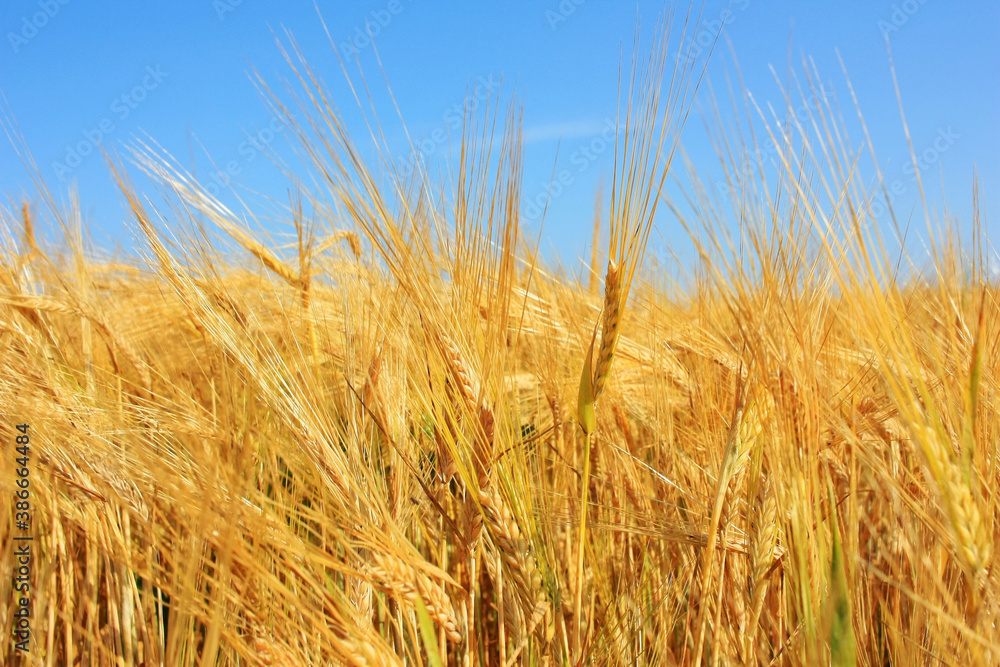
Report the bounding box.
[1,11,998,667]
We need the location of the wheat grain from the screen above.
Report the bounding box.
[479,485,547,640]
[365,551,462,644]
[592,260,622,401]
[744,474,778,657]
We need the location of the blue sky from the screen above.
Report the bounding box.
[1,1,997,274]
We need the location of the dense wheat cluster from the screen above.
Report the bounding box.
[1,11,998,667]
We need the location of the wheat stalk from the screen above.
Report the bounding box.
[315,230,362,259]
[692,380,766,666]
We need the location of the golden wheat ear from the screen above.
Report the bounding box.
[577,259,621,436]
[592,259,621,399]
[577,321,598,436]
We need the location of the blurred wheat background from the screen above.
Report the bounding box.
[1,7,998,666]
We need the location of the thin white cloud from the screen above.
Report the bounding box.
[523,119,614,144]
